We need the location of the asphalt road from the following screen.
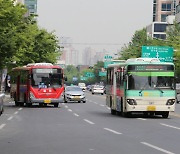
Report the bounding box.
[0,92,180,154]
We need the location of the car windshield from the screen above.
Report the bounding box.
[128,74,174,90]
[66,86,82,91]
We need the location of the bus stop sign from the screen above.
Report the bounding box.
[141,46,174,62]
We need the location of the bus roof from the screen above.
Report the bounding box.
[107,58,174,68]
[12,63,62,71]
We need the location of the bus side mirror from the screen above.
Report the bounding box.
[64,76,67,81]
[28,74,31,79]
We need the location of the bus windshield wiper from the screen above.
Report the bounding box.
[154,87,164,94]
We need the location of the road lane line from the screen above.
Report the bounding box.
[100,104,105,107]
[0,124,6,130]
[62,103,65,105]
[74,113,79,117]
[84,119,95,125]
[104,128,122,135]
[94,102,98,104]
[68,109,72,112]
[137,118,147,121]
[18,108,23,111]
[65,106,68,108]
[160,123,180,130]
[7,116,14,121]
[14,111,18,115]
[107,107,110,110]
[141,142,175,154]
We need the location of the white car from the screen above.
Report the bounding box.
[64,86,86,103]
[78,83,86,92]
[92,85,104,95]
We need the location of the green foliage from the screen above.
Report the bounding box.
[64,65,79,84]
[0,0,27,69]
[0,0,61,70]
[118,22,180,77]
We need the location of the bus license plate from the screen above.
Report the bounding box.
[44,99,51,103]
[147,106,156,111]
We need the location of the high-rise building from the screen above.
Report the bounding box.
[14,0,37,16]
[176,0,180,23]
[153,0,176,22]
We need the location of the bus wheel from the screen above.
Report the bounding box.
[54,103,59,107]
[162,112,169,118]
[111,109,116,115]
[27,103,32,107]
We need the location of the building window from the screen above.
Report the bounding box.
[28,5,35,9]
[153,34,166,40]
[161,3,171,11]
[154,23,167,32]
[161,14,167,22]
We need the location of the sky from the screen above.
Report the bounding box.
[37,0,153,55]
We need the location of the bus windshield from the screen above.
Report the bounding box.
[31,68,62,88]
[128,74,174,90]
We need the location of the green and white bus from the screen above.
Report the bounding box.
[106,58,176,118]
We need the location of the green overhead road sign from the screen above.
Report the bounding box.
[99,71,107,76]
[142,46,174,62]
[85,72,95,78]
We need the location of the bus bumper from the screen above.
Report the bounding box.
[29,97,64,104]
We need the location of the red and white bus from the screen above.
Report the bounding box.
[10,63,66,107]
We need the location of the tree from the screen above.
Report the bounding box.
[0,0,27,69]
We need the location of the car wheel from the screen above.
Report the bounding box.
[92,93,94,95]
[83,101,86,103]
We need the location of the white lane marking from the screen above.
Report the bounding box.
[62,103,65,105]
[160,123,180,130]
[141,142,175,154]
[74,113,79,117]
[94,102,98,104]
[7,116,14,121]
[65,106,68,108]
[18,108,23,111]
[0,124,6,130]
[104,128,122,135]
[107,107,110,110]
[68,109,72,112]
[84,119,95,125]
[137,118,147,121]
[14,111,18,115]
[100,104,105,107]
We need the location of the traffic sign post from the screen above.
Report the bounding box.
[141,46,174,62]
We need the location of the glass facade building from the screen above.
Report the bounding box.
[24,0,37,16]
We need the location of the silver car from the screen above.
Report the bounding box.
[0,93,5,116]
[64,86,86,103]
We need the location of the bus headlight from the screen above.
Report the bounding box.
[30,92,35,99]
[166,99,175,105]
[127,99,137,105]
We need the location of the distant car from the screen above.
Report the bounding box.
[92,85,105,95]
[64,86,86,103]
[176,83,180,94]
[176,83,180,103]
[78,83,86,92]
[0,93,5,116]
